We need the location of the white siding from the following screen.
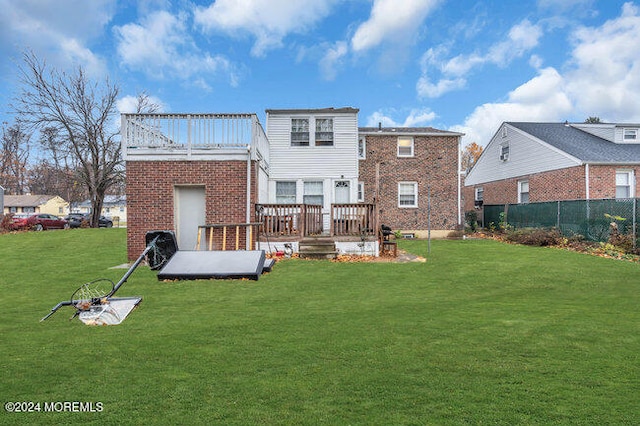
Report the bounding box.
[266,111,359,206]
[465,123,581,186]
[572,123,615,142]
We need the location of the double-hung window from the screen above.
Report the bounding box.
[304,181,324,206]
[397,137,414,157]
[616,170,633,199]
[276,181,296,204]
[358,136,366,159]
[357,182,364,202]
[315,118,334,146]
[475,187,484,207]
[500,143,509,161]
[623,128,638,142]
[291,118,310,146]
[398,182,418,207]
[518,180,529,203]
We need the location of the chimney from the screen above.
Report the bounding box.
[378,122,382,130]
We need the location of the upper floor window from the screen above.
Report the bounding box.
[315,118,334,146]
[358,136,366,159]
[357,182,364,202]
[518,180,529,204]
[623,128,638,142]
[616,170,634,199]
[397,137,414,157]
[501,126,508,138]
[500,143,510,161]
[475,187,484,207]
[398,182,418,207]
[291,118,309,146]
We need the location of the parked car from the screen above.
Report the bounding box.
[26,213,69,230]
[9,213,31,230]
[65,213,113,228]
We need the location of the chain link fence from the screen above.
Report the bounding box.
[483,198,639,244]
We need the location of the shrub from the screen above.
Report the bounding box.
[464,210,478,232]
[0,214,13,232]
[505,228,564,246]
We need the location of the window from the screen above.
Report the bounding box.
[358,136,366,159]
[398,182,418,207]
[24,207,35,213]
[616,170,634,199]
[315,118,334,146]
[518,180,529,203]
[291,118,309,146]
[502,126,508,138]
[500,143,509,161]
[357,182,364,202]
[397,137,414,157]
[475,187,484,207]
[276,181,296,204]
[304,181,323,206]
[623,128,638,142]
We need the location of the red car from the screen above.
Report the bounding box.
[25,213,69,231]
[10,213,31,230]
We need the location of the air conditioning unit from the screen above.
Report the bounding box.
[499,153,509,161]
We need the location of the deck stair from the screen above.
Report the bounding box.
[299,237,338,259]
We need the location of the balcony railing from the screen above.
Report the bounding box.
[122,113,269,163]
[331,204,377,236]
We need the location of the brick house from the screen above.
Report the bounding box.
[123,110,464,260]
[123,113,269,260]
[464,122,640,223]
[358,126,463,238]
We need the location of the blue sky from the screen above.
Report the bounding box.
[1,0,639,148]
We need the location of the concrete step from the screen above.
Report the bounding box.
[299,238,337,259]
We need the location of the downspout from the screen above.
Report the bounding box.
[246,143,252,250]
[585,163,590,200]
[457,135,462,226]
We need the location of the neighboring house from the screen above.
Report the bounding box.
[75,195,127,222]
[464,122,640,216]
[359,126,464,238]
[3,194,69,216]
[265,108,360,230]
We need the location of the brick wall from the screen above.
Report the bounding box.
[126,160,257,260]
[359,134,459,232]
[463,164,640,226]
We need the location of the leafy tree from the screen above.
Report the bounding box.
[461,142,483,172]
[584,116,601,123]
[13,51,121,227]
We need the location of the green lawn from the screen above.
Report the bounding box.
[1,229,639,425]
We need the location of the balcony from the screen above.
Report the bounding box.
[121,113,269,164]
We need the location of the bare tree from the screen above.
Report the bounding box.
[0,122,31,195]
[13,51,121,227]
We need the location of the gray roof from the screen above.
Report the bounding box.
[3,194,57,207]
[509,122,640,163]
[359,126,463,136]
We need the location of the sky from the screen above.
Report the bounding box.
[1,0,639,149]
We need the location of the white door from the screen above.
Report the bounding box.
[334,180,350,204]
[175,186,206,250]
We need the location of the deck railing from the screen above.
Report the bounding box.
[331,204,377,236]
[195,223,262,251]
[256,203,376,237]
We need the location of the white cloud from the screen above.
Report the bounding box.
[452,67,572,146]
[0,0,114,76]
[452,3,640,147]
[117,94,167,114]
[351,0,441,52]
[565,2,640,121]
[319,41,348,81]
[194,0,338,57]
[418,19,543,98]
[114,11,238,88]
[365,107,437,127]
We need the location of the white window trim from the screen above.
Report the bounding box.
[622,128,638,143]
[501,126,508,138]
[499,143,509,161]
[616,170,634,199]
[518,180,529,204]
[475,187,484,201]
[357,182,364,202]
[315,117,334,147]
[397,136,414,157]
[398,182,418,208]
[291,118,310,147]
[358,136,366,159]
